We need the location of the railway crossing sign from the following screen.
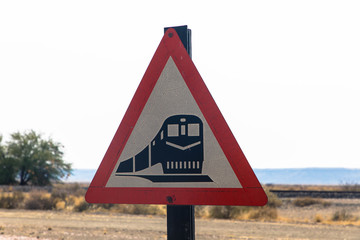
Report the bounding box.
[85,28,267,206]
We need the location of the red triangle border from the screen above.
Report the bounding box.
[85,28,267,206]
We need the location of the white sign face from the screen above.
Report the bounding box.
[106,57,242,188]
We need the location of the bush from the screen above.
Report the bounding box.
[314,214,323,223]
[293,197,330,207]
[265,189,282,208]
[73,202,166,215]
[24,192,53,210]
[195,205,208,218]
[68,183,86,196]
[74,200,92,212]
[114,204,166,216]
[0,191,24,209]
[248,206,278,220]
[54,200,66,210]
[208,205,278,221]
[98,203,114,210]
[51,187,70,209]
[51,188,67,201]
[332,209,357,221]
[209,206,250,219]
[52,183,86,197]
[340,182,360,191]
[207,188,281,220]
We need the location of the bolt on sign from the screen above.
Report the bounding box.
[85,28,268,206]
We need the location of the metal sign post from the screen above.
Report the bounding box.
[167,205,195,240]
[165,25,195,240]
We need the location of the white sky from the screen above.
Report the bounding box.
[1,1,359,169]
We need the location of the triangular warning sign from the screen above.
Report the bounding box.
[85,28,267,206]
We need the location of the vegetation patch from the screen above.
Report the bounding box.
[0,183,359,226]
[314,214,323,223]
[114,204,166,216]
[0,191,24,209]
[293,197,331,207]
[207,188,280,220]
[248,206,278,220]
[24,191,53,210]
[74,199,92,212]
[0,130,72,186]
[265,189,282,208]
[332,209,358,222]
[209,206,249,219]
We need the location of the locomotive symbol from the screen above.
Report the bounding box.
[115,115,213,182]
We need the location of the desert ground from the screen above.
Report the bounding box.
[1,198,360,240]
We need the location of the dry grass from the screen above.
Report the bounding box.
[0,184,167,215]
[24,191,53,210]
[293,197,331,207]
[265,184,360,192]
[206,188,280,221]
[0,191,24,209]
[312,211,360,225]
[0,184,280,220]
[1,183,360,226]
[331,209,358,222]
[314,214,323,223]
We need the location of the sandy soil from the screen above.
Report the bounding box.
[1,199,360,240]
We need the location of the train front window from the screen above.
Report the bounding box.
[181,125,186,135]
[188,123,200,136]
[167,124,179,137]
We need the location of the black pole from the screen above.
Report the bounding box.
[167,205,195,240]
[165,25,195,240]
[164,25,192,58]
